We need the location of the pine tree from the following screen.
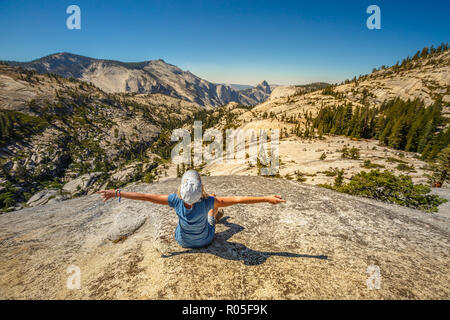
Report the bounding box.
[310,97,447,160]
[417,119,434,153]
[388,118,406,149]
[428,146,450,186]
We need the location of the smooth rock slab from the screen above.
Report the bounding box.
[0,176,448,299]
[106,206,147,243]
[26,189,60,207]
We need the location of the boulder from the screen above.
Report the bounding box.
[63,172,102,195]
[26,189,59,207]
[106,207,147,243]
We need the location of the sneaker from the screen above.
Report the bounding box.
[215,209,224,223]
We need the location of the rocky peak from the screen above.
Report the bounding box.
[256,80,271,94]
[257,80,269,87]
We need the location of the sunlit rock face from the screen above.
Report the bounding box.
[9,53,273,107]
[0,176,448,299]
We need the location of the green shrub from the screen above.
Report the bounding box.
[40,179,63,190]
[341,146,360,159]
[0,191,15,210]
[334,169,345,187]
[349,147,360,159]
[387,157,407,164]
[322,167,339,176]
[396,163,415,172]
[341,146,349,158]
[143,172,155,183]
[362,160,385,169]
[294,170,306,182]
[328,170,446,212]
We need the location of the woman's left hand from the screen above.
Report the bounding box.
[266,195,286,204]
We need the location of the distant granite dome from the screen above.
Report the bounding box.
[256,80,271,93]
[8,53,272,107]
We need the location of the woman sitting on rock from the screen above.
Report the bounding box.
[97,170,285,249]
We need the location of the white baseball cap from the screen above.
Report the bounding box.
[180,170,203,205]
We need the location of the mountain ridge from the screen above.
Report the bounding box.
[6,52,273,107]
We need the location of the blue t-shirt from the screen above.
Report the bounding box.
[168,193,216,248]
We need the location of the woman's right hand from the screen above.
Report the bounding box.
[97,190,116,202]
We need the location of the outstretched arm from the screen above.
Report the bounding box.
[97,190,169,205]
[214,195,285,209]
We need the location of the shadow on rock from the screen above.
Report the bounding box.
[161,217,328,265]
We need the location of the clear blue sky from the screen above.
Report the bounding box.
[0,0,448,85]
